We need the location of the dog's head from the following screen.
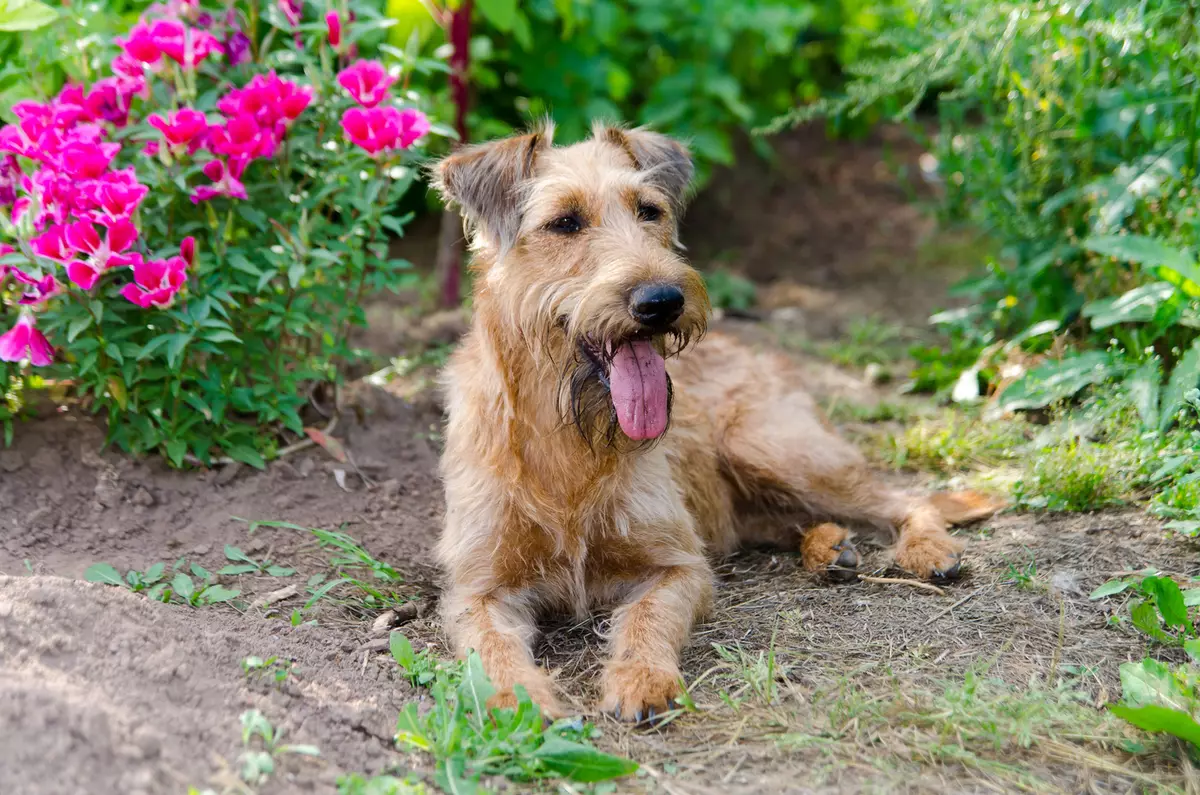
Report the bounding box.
[434,122,710,446]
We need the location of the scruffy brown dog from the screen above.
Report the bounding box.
[432,123,999,722]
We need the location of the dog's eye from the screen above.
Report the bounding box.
[548,214,584,234]
[637,203,664,223]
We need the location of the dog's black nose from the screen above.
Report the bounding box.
[629,283,685,327]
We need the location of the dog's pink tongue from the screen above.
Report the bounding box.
[608,340,669,440]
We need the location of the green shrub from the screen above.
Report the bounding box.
[777,0,1200,423]
[0,0,441,462]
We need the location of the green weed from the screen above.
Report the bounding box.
[1013,440,1136,512]
[337,773,427,795]
[885,411,1027,473]
[1000,550,1040,592]
[84,559,240,607]
[237,709,320,786]
[703,268,757,313]
[219,545,295,578]
[389,633,638,790]
[819,317,908,369]
[711,633,789,708]
[241,655,294,684]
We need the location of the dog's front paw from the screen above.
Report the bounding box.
[599,660,681,724]
[894,533,966,580]
[800,522,859,582]
[487,680,568,720]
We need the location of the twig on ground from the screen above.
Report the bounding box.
[858,575,946,596]
[924,588,980,625]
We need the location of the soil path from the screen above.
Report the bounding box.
[1,126,1179,794]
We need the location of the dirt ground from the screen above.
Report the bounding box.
[0,126,1186,794]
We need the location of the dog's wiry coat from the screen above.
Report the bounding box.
[433,123,1001,720]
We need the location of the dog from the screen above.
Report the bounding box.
[431,122,1000,722]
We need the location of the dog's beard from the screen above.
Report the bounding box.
[562,339,675,451]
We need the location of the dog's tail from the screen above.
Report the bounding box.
[928,490,1006,526]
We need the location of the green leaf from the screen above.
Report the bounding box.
[459,650,496,721]
[219,564,259,575]
[67,315,92,342]
[144,562,165,583]
[1089,579,1131,599]
[1143,576,1193,631]
[1084,234,1196,276]
[0,0,57,31]
[224,544,254,564]
[84,562,124,587]
[475,0,517,31]
[390,631,415,670]
[201,584,240,603]
[534,737,639,782]
[1110,704,1200,749]
[998,351,1120,411]
[1160,337,1200,432]
[227,446,266,469]
[166,333,192,368]
[265,565,295,577]
[172,572,195,600]
[1129,359,1162,431]
[1082,282,1175,330]
[165,440,187,467]
[1131,601,1171,642]
[137,335,173,361]
[1119,659,1189,710]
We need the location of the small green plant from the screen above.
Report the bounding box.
[820,317,907,369]
[241,656,294,684]
[1091,573,1200,650]
[702,269,756,313]
[218,545,295,578]
[243,519,409,612]
[711,628,788,708]
[389,632,437,688]
[85,559,239,606]
[390,639,637,790]
[1093,573,1200,752]
[238,709,321,786]
[885,412,1027,474]
[1001,551,1039,592]
[1013,440,1134,512]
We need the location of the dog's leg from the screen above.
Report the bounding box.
[599,562,712,722]
[721,405,969,579]
[442,587,566,718]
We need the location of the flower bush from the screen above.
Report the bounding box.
[0,0,441,465]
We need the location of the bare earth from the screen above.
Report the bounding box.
[0,126,1184,794]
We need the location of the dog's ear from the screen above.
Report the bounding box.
[432,126,554,251]
[595,125,694,210]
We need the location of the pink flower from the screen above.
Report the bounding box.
[279,0,303,27]
[79,169,149,223]
[31,225,72,261]
[12,269,60,306]
[79,79,135,127]
[326,11,342,49]
[0,155,19,206]
[122,255,187,308]
[0,312,54,367]
[217,72,311,129]
[148,108,209,153]
[190,158,248,203]
[56,140,121,180]
[341,106,429,156]
[395,108,430,149]
[150,19,223,68]
[209,114,276,160]
[116,23,163,66]
[63,218,140,288]
[337,60,395,108]
[180,236,196,267]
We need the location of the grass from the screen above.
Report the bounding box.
[818,317,910,369]
[883,410,1029,474]
[1013,439,1140,512]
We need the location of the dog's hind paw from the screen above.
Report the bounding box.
[894,534,966,581]
[599,661,681,725]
